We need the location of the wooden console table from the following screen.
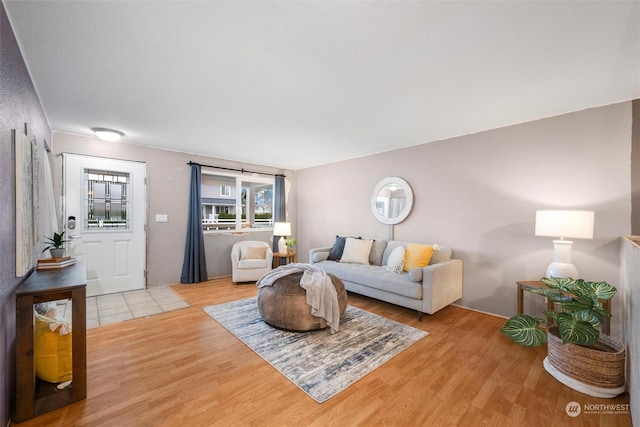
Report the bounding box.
[15,262,87,423]
[516,280,611,335]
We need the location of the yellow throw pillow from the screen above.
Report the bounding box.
[242,246,267,260]
[34,313,72,383]
[403,243,434,272]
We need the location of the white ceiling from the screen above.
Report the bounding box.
[4,1,640,170]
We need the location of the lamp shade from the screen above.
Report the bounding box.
[273,222,291,237]
[535,210,594,240]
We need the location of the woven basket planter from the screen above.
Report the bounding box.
[545,326,625,398]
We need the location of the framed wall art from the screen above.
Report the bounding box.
[14,124,39,277]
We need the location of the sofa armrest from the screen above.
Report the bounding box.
[421,259,463,315]
[309,247,332,264]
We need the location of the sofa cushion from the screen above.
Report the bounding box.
[369,239,387,266]
[340,238,373,264]
[382,241,451,266]
[381,241,407,266]
[430,244,450,264]
[385,246,405,273]
[238,259,268,269]
[315,261,422,299]
[403,243,435,272]
[408,268,423,282]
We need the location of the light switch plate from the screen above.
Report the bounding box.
[155,214,168,223]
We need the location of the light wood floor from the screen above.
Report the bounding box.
[14,277,631,427]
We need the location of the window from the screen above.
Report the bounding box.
[84,169,129,230]
[201,172,274,232]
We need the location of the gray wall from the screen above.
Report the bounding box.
[0,3,52,425]
[297,102,633,326]
[50,132,296,285]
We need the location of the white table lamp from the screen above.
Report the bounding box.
[535,210,594,278]
[273,222,291,254]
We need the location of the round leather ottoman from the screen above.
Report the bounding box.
[257,271,348,331]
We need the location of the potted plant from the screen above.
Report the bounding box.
[42,231,70,258]
[285,237,297,253]
[501,277,625,398]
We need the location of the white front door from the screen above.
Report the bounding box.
[63,154,147,297]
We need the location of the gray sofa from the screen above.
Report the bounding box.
[309,240,463,319]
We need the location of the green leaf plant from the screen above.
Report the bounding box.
[42,231,71,253]
[501,277,616,347]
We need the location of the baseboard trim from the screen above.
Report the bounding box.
[451,303,508,319]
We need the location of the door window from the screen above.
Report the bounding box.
[84,169,129,230]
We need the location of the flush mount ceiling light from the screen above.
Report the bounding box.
[91,127,124,142]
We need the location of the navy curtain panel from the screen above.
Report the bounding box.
[272,174,286,252]
[180,163,208,283]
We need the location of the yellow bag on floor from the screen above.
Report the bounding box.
[34,313,72,383]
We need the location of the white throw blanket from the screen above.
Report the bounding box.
[257,263,341,333]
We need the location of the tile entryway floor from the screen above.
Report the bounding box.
[56,285,190,328]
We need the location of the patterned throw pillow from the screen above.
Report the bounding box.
[403,243,435,272]
[327,235,361,261]
[385,246,405,273]
[340,238,373,264]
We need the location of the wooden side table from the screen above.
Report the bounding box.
[516,280,611,335]
[15,262,87,423]
[273,251,297,268]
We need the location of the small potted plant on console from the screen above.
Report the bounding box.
[42,231,70,258]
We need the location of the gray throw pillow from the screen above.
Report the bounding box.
[327,236,346,261]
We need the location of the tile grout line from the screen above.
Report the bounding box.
[128,289,161,319]
[85,286,188,327]
[122,292,135,320]
[147,285,180,313]
[147,288,167,313]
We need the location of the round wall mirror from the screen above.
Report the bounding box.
[371,177,413,225]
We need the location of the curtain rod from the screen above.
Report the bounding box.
[187,161,285,177]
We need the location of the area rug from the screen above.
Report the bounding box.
[203,297,428,402]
